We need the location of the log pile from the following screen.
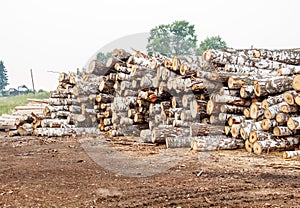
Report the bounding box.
[201,48,300,156]
[0,99,48,136]
[1,72,96,137]
[37,72,78,137]
[1,46,300,158]
[85,50,219,144]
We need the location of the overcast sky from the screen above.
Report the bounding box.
[0,0,299,91]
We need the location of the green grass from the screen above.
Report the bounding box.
[0,91,50,116]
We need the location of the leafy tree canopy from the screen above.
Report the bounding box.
[96,52,112,63]
[197,35,227,55]
[147,20,198,57]
[0,61,8,92]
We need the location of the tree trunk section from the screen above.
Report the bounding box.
[191,135,244,151]
[253,137,300,155]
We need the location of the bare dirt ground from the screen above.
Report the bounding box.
[0,131,300,208]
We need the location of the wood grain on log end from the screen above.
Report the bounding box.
[245,139,253,153]
[292,75,300,91]
[253,142,263,155]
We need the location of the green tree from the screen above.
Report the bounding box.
[96,52,112,63]
[0,61,8,92]
[197,35,227,55]
[147,20,198,57]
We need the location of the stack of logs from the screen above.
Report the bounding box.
[0,72,99,137]
[87,49,216,145]
[201,48,300,157]
[0,99,47,135]
[1,47,300,158]
[5,72,89,137]
[85,47,300,157]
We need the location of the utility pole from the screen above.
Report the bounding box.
[30,69,36,94]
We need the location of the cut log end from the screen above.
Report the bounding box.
[249,131,257,144]
[262,119,270,131]
[227,77,235,89]
[243,108,250,118]
[292,74,300,91]
[287,117,296,130]
[253,142,263,155]
[273,126,281,136]
[206,100,214,115]
[254,81,261,97]
[190,100,199,119]
[224,126,231,135]
[245,139,253,153]
[231,124,240,138]
[264,109,272,119]
[261,99,268,110]
[250,103,259,119]
[284,91,295,105]
[179,63,188,76]
[203,50,212,61]
[240,127,247,140]
[253,50,260,58]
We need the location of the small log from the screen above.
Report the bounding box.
[264,102,291,119]
[243,108,250,118]
[254,76,294,97]
[287,117,300,130]
[88,60,106,75]
[276,113,297,124]
[95,93,114,103]
[191,135,244,151]
[230,124,242,138]
[182,94,195,108]
[283,150,300,159]
[261,119,278,131]
[240,120,263,140]
[212,94,251,106]
[273,126,295,136]
[47,128,75,137]
[140,129,152,143]
[249,102,263,120]
[240,85,255,99]
[99,80,115,94]
[225,64,277,76]
[171,96,183,108]
[206,100,222,115]
[281,103,298,113]
[151,126,188,143]
[249,130,272,144]
[227,76,254,89]
[256,49,300,66]
[283,91,298,106]
[190,123,224,137]
[173,119,191,127]
[228,115,246,126]
[8,130,19,137]
[50,111,71,119]
[43,105,69,116]
[253,137,300,155]
[261,93,285,110]
[220,104,245,114]
[18,127,31,137]
[180,110,193,121]
[166,136,193,148]
[220,87,240,97]
[245,139,253,153]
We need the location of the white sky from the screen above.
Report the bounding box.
[0,0,299,91]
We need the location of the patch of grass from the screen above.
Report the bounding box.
[0,91,50,116]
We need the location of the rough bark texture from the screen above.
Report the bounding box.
[253,137,300,155]
[191,135,244,151]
